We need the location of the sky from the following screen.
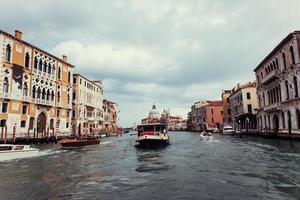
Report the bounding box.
[1,0,300,127]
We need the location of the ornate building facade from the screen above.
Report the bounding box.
[0,30,74,139]
[72,74,103,135]
[102,99,119,133]
[228,82,258,131]
[254,31,300,135]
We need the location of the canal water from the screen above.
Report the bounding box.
[1,132,300,200]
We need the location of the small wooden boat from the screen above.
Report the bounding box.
[136,123,169,147]
[0,144,39,161]
[59,138,100,147]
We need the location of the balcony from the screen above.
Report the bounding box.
[32,98,54,106]
[262,70,280,85]
[22,96,31,102]
[0,93,10,99]
[263,102,281,112]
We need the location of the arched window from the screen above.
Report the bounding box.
[32,85,36,98]
[58,67,61,80]
[34,57,38,69]
[276,58,279,69]
[297,109,300,129]
[57,91,60,103]
[287,110,292,130]
[263,93,265,106]
[42,88,46,100]
[290,46,296,65]
[3,77,9,93]
[261,71,263,78]
[281,112,285,129]
[273,61,276,70]
[23,82,28,96]
[37,87,41,99]
[25,52,30,68]
[46,90,50,101]
[52,65,55,75]
[43,62,47,73]
[293,76,299,98]
[279,85,282,102]
[39,59,43,71]
[68,71,71,83]
[51,91,55,101]
[285,81,289,100]
[5,44,11,62]
[47,63,51,74]
[282,52,287,69]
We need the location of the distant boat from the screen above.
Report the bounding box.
[222,125,235,135]
[136,123,169,147]
[0,144,39,161]
[200,132,213,140]
[59,138,100,147]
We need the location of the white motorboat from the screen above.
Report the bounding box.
[0,144,39,161]
[136,123,169,147]
[100,134,107,138]
[200,132,213,140]
[222,125,235,135]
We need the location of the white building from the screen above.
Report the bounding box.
[72,74,103,135]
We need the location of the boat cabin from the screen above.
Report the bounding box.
[137,123,166,136]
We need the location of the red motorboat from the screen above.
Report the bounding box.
[59,138,100,147]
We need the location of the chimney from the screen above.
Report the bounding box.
[62,55,68,62]
[15,30,23,40]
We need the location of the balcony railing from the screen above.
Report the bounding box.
[263,102,281,112]
[262,70,280,85]
[22,96,31,102]
[0,93,10,99]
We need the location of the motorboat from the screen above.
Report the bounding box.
[100,134,107,138]
[136,123,169,147]
[59,137,100,147]
[200,131,213,140]
[222,125,235,135]
[0,144,39,161]
[130,131,137,136]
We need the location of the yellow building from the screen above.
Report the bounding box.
[0,30,74,140]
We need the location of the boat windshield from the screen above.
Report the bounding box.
[138,125,166,133]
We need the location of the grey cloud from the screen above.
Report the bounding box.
[1,0,300,126]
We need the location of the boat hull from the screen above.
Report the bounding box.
[0,149,39,161]
[136,134,169,148]
[59,139,100,147]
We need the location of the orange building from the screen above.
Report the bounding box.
[205,101,224,130]
[221,90,232,125]
[0,30,74,140]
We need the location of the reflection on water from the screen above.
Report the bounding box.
[0,132,300,200]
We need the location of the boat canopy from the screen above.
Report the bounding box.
[137,123,166,132]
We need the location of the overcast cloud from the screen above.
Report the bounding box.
[1,0,300,126]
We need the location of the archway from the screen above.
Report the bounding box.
[272,115,279,133]
[37,112,46,135]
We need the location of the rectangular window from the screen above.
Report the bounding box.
[211,109,214,114]
[212,118,214,123]
[247,104,252,113]
[21,120,26,127]
[56,110,60,117]
[73,92,76,100]
[66,122,69,128]
[228,109,231,115]
[22,105,27,115]
[2,103,8,113]
[247,92,251,99]
[72,110,75,118]
[0,120,7,127]
[73,78,77,84]
[67,111,70,118]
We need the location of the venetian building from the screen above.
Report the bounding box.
[0,30,74,138]
[228,82,258,131]
[102,99,119,133]
[72,74,104,135]
[254,31,300,135]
